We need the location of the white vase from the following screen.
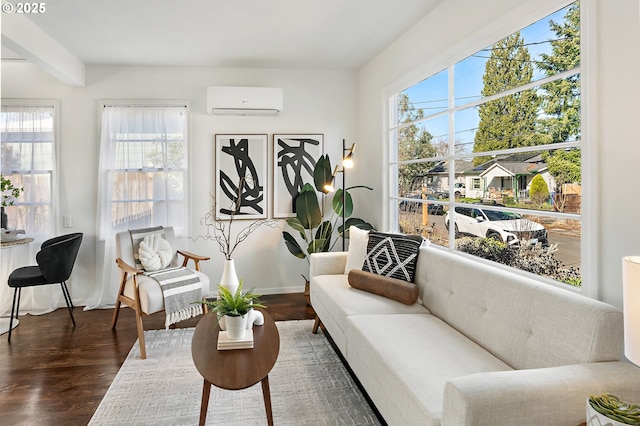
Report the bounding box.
[224,315,248,340]
[220,259,239,295]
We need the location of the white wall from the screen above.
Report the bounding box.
[355,0,640,309]
[1,63,357,302]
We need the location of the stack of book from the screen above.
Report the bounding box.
[217,329,254,350]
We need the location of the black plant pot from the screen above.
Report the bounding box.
[1,207,7,229]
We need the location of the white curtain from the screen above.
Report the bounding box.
[86,104,189,309]
[1,103,59,317]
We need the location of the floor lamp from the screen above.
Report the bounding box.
[623,256,640,366]
[324,139,356,251]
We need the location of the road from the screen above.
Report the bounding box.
[547,230,580,268]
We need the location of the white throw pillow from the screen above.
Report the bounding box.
[138,234,173,271]
[344,226,370,274]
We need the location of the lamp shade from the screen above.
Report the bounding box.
[623,256,640,365]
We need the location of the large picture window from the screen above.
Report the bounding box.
[389,2,581,286]
[0,101,57,240]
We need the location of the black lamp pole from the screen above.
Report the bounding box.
[342,139,346,251]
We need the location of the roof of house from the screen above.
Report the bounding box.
[465,153,547,176]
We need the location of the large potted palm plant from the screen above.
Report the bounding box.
[282,154,373,301]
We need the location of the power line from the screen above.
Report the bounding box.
[479,36,576,52]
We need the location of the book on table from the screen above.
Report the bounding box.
[217,329,254,350]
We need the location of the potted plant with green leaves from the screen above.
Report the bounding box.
[203,280,266,340]
[282,154,374,301]
[1,174,24,231]
[588,393,640,425]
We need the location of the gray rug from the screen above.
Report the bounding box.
[89,320,381,425]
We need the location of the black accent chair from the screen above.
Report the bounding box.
[7,233,83,342]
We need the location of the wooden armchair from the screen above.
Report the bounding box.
[111,226,210,359]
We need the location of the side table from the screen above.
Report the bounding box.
[0,237,34,335]
[191,308,280,426]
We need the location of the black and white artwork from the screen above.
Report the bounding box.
[273,134,324,218]
[215,134,268,219]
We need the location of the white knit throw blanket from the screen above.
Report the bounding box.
[145,267,203,329]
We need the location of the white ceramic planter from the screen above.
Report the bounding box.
[224,315,248,340]
[587,400,628,426]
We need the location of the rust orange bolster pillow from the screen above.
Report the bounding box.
[347,269,419,305]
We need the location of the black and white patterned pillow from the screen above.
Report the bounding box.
[362,231,423,282]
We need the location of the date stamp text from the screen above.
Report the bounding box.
[2,3,46,14]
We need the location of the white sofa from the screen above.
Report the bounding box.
[310,244,640,426]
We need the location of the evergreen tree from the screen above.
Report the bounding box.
[539,2,581,204]
[397,93,436,195]
[544,149,581,186]
[539,2,581,143]
[473,32,541,165]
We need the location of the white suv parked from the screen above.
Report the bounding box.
[444,204,548,246]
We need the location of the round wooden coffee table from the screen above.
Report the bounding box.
[191,308,280,426]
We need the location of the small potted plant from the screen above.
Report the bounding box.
[1,174,24,231]
[588,393,640,425]
[203,280,265,340]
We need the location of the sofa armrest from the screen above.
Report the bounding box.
[442,361,640,426]
[310,252,348,277]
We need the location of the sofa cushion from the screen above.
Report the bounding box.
[310,273,429,355]
[363,231,422,282]
[348,269,418,305]
[344,226,369,274]
[346,314,513,426]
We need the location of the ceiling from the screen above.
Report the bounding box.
[2,0,443,70]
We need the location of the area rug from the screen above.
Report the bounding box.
[89,320,381,425]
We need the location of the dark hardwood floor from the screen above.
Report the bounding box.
[0,293,315,425]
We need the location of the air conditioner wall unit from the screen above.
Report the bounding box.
[207,86,283,116]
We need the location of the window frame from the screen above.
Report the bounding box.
[383,0,595,294]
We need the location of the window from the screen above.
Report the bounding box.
[98,104,189,236]
[389,2,581,286]
[0,101,57,239]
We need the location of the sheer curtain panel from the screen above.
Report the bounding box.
[1,102,59,317]
[87,104,189,309]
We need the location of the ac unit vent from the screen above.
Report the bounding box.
[207,86,283,116]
